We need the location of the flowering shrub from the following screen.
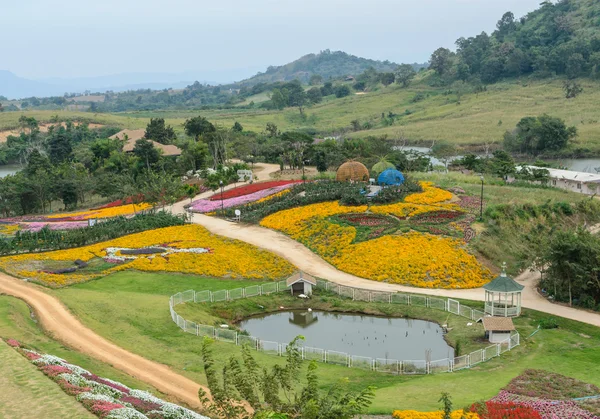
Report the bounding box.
[502,369,600,400]
[5,339,209,419]
[6,338,20,347]
[471,401,542,419]
[189,184,293,213]
[491,390,598,419]
[0,225,293,286]
[208,180,302,201]
[392,409,479,418]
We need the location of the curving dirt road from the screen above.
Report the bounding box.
[0,273,208,409]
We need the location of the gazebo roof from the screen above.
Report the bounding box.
[483,263,524,293]
[286,272,317,287]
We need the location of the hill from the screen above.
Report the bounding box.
[233,50,402,87]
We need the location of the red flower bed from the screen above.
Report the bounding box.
[82,399,125,418]
[471,401,542,419]
[83,373,130,394]
[208,180,302,201]
[120,395,162,413]
[93,195,144,210]
[40,365,73,378]
[57,379,92,396]
[338,213,396,227]
[6,338,20,347]
[410,210,463,224]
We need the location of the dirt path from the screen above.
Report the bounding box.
[173,163,600,328]
[0,273,208,409]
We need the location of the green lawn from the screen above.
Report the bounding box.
[51,270,600,413]
[0,339,93,419]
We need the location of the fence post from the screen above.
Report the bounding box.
[210,291,214,303]
[235,333,238,346]
[324,351,327,364]
[192,290,196,302]
[497,344,501,357]
[196,324,199,336]
[226,290,230,301]
[301,347,304,360]
[389,294,392,304]
[352,289,355,301]
[259,286,262,296]
[242,288,246,298]
[407,295,411,305]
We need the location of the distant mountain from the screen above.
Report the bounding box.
[0,68,261,100]
[233,50,402,87]
[0,70,60,99]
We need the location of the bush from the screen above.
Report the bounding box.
[339,188,368,206]
[538,318,559,329]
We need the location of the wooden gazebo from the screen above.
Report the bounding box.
[483,263,524,317]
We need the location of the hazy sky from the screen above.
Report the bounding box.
[3,0,543,80]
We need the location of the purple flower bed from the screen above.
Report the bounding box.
[119,396,162,413]
[189,184,292,213]
[492,390,599,419]
[82,373,131,394]
[20,221,89,232]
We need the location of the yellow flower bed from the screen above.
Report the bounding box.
[260,183,492,289]
[256,188,291,203]
[0,225,294,287]
[404,181,453,205]
[0,224,20,235]
[392,410,479,419]
[46,203,152,220]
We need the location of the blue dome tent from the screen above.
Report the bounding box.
[377,168,405,186]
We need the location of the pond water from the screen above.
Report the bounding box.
[239,310,454,361]
[0,164,22,178]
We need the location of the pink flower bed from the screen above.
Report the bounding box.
[20,221,89,232]
[58,379,92,396]
[6,338,20,347]
[119,396,162,413]
[189,184,293,213]
[83,373,131,394]
[492,390,599,419]
[82,399,125,418]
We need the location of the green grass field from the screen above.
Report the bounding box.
[4,77,600,152]
[0,339,94,419]
[51,270,600,413]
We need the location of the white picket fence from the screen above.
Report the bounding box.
[169,280,520,375]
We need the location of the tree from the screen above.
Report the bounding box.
[232,121,243,132]
[429,48,453,75]
[199,336,375,419]
[309,74,323,85]
[431,141,456,171]
[320,82,334,97]
[395,64,416,87]
[265,123,279,138]
[566,53,586,79]
[145,118,176,144]
[563,81,583,99]
[306,87,323,104]
[139,170,183,209]
[180,141,208,172]
[284,80,308,116]
[48,128,73,164]
[334,85,351,98]
[491,150,515,180]
[270,88,288,110]
[133,139,160,171]
[184,116,216,141]
[504,115,577,156]
[496,11,516,41]
[380,72,396,86]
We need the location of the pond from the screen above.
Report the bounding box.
[0,164,22,178]
[239,310,454,361]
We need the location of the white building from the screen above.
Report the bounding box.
[511,166,600,196]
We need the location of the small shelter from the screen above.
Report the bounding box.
[286,272,317,296]
[336,161,369,182]
[482,317,515,343]
[483,263,524,317]
[372,160,395,176]
[377,168,405,186]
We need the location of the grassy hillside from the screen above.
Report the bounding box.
[0,339,94,418]
[3,76,600,152]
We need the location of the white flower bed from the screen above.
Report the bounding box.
[103,246,210,263]
[106,408,149,419]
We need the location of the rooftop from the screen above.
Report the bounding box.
[286,272,317,287]
[482,316,515,332]
[484,263,525,293]
[520,166,600,183]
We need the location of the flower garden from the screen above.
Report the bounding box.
[258,182,491,289]
[187,180,301,213]
[4,338,209,419]
[391,369,600,419]
[0,224,294,287]
[0,202,151,234]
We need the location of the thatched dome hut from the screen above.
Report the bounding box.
[336,161,370,182]
[372,160,396,176]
